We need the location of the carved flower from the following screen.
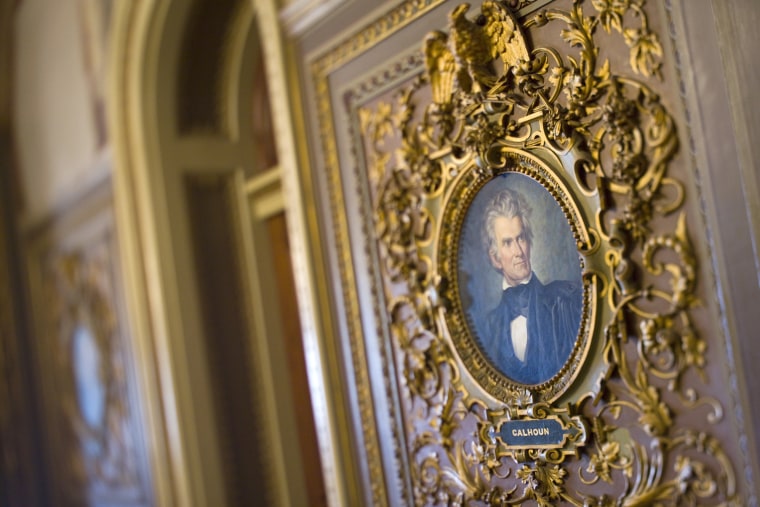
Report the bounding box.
[465,113,505,153]
[623,195,653,243]
[613,149,647,185]
[511,388,534,408]
[640,398,671,436]
[517,466,539,491]
[640,319,679,363]
[602,87,638,138]
[549,65,566,90]
[468,441,502,481]
[587,441,620,483]
[674,455,717,498]
[515,54,549,96]
[517,464,566,504]
[566,67,587,103]
[405,345,426,373]
[373,101,395,139]
[675,456,695,493]
[623,27,663,78]
[591,0,630,34]
[447,491,465,507]
[681,328,706,370]
[544,103,575,144]
[639,319,657,349]
[583,495,616,507]
[636,366,672,436]
[542,465,567,500]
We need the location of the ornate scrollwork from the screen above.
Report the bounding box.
[354,0,738,504]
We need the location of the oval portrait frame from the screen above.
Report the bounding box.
[439,148,593,403]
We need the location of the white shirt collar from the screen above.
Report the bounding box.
[502,272,533,291]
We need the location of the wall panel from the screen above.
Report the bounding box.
[303,0,759,503]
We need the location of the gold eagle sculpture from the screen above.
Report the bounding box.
[424,1,530,107]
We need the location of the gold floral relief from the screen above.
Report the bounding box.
[351,0,738,504]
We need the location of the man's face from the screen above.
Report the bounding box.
[489,216,532,286]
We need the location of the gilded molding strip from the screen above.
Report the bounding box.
[348,51,430,506]
[311,0,446,76]
[314,71,391,507]
[311,2,450,505]
[309,0,551,78]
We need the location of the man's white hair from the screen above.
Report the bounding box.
[483,187,533,256]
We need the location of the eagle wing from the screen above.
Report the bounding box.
[449,3,498,92]
[481,1,530,70]
[424,30,457,105]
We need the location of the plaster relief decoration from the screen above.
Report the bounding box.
[318,0,746,504]
[31,210,151,506]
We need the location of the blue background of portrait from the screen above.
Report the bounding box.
[458,172,582,346]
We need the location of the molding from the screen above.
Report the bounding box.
[710,1,760,279]
[110,1,205,505]
[279,0,349,38]
[256,0,365,504]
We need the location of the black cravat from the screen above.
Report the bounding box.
[504,281,531,321]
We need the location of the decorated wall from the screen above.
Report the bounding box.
[306,0,758,503]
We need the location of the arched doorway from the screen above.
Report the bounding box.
[110,1,326,505]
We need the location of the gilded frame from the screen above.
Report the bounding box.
[437,133,596,403]
[435,131,601,461]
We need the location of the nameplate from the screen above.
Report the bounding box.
[499,418,566,447]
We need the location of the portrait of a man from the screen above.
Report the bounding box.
[458,174,583,385]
